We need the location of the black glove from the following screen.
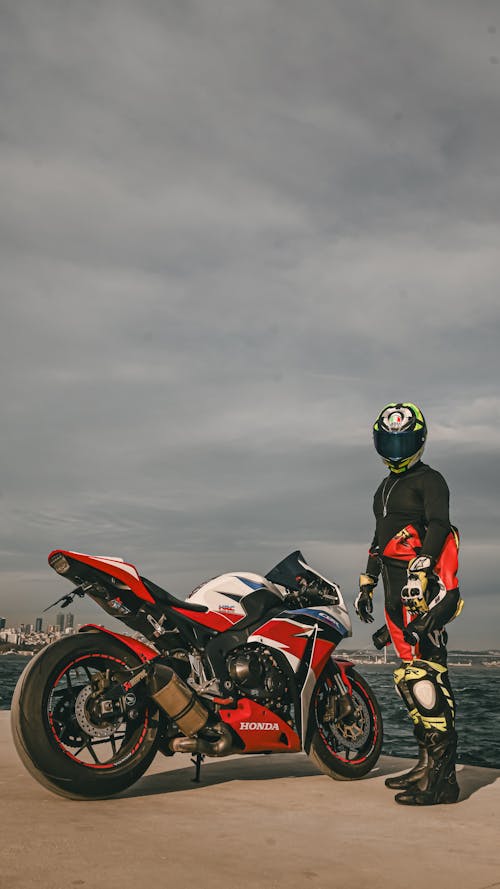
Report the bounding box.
[402,623,421,645]
[402,611,436,645]
[354,574,377,623]
[372,624,391,650]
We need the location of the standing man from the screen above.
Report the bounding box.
[355,402,463,805]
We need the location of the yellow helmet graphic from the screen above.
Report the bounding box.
[373,403,427,473]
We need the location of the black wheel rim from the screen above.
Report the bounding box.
[46,653,152,770]
[314,675,379,765]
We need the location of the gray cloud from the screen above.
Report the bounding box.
[1,0,499,648]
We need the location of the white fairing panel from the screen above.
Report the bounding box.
[295,556,352,638]
[187,572,283,618]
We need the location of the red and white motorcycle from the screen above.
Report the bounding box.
[12,549,383,798]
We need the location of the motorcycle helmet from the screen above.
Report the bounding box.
[373,402,427,473]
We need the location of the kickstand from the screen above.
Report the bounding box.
[191,752,205,783]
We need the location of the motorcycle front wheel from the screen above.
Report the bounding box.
[11,632,160,799]
[308,664,383,780]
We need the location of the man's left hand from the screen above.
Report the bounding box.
[407,554,435,591]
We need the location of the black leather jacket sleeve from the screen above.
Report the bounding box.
[420,469,451,562]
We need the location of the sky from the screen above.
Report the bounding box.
[1,0,499,648]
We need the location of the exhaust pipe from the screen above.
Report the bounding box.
[149,664,210,737]
[148,664,234,756]
[170,723,233,757]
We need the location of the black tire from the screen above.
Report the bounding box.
[11,632,160,799]
[308,666,383,780]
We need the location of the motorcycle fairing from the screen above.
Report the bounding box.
[247,607,346,673]
[79,624,160,662]
[170,606,238,633]
[184,574,284,632]
[218,698,301,753]
[285,607,350,640]
[49,550,156,604]
[246,615,335,745]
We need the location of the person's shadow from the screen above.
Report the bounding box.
[120,753,499,801]
[455,764,500,802]
[376,756,500,802]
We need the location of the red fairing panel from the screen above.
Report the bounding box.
[249,617,311,664]
[309,638,336,680]
[48,550,156,604]
[333,658,354,694]
[79,624,159,662]
[249,617,336,679]
[219,698,301,753]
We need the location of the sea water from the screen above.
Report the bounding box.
[1,656,498,768]
[358,663,499,769]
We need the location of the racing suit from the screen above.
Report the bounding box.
[366,460,462,804]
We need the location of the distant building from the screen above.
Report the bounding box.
[0,617,5,631]
[56,612,65,631]
[35,617,43,633]
[64,612,74,630]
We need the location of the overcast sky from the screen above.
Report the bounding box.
[1,0,499,649]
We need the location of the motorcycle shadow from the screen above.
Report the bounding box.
[120,753,407,799]
[120,754,318,798]
[121,755,500,800]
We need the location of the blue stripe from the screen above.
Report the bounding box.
[284,608,348,637]
[236,576,265,591]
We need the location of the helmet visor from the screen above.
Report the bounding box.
[373,429,425,461]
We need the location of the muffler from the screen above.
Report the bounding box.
[170,723,233,757]
[148,664,234,757]
[149,664,209,737]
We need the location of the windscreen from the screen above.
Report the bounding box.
[266,550,338,600]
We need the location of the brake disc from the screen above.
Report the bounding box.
[329,697,370,752]
[74,685,122,739]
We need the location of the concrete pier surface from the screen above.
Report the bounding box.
[2,712,499,889]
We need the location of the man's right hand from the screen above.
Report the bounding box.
[354,574,377,623]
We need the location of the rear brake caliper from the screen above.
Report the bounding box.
[88,664,151,724]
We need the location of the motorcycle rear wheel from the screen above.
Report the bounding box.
[308,665,383,780]
[11,632,160,799]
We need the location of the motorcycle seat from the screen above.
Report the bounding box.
[140,577,208,612]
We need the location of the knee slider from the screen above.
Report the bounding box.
[403,660,455,731]
[411,678,437,710]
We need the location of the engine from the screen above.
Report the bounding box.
[226,645,288,710]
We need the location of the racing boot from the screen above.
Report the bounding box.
[395,730,459,806]
[385,723,428,790]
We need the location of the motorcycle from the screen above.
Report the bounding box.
[11,549,383,799]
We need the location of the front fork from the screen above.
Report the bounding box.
[329,659,356,724]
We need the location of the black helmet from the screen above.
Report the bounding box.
[373,402,427,473]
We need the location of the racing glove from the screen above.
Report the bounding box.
[354,574,377,623]
[402,611,436,645]
[401,554,435,615]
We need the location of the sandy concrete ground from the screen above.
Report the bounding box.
[1,711,499,889]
